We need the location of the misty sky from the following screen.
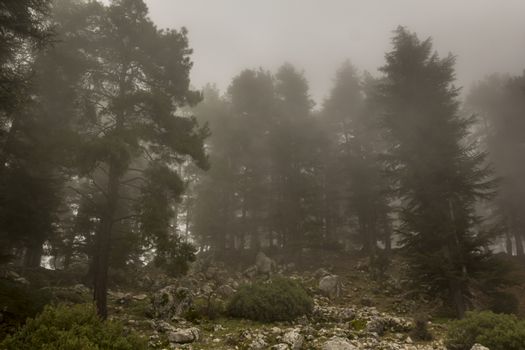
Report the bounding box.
[144,0,525,105]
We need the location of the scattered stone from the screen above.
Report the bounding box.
[272,344,290,350]
[249,333,268,349]
[167,327,200,344]
[132,293,148,301]
[321,336,357,350]
[282,329,303,350]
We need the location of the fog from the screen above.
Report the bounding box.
[145,0,525,103]
[3,0,525,341]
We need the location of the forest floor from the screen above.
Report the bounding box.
[2,250,524,349]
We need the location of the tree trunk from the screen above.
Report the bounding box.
[92,160,120,319]
[505,230,513,255]
[23,239,44,268]
[515,231,524,257]
[450,278,466,318]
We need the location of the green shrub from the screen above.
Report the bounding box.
[0,303,147,350]
[227,277,313,322]
[350,319,367,331]
[0,279,52,340]
[445,311,525,350]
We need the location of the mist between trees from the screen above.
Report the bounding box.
[1,0,524,320]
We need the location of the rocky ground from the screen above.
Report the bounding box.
[1,252,494,350]
[105,253,452,350]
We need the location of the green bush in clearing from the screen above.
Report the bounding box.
[227,277,313,322]
[445,310,525,350]
[0,303,147,350]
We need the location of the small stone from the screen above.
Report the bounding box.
[133,293,148,301]
[271,344,290,350]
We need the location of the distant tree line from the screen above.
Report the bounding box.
[1,0,524,319]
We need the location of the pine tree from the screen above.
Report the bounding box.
[322,62,391,256]
[466,73,525,256]
[52,0,209,317]
[380,27,496,317]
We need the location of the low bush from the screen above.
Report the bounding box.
[227,277,313,322]
[445,310,525,350]
[0,303,147,350]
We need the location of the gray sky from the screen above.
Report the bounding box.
[144,0,525,105]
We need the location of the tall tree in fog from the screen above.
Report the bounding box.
[380,27,495,317]
[269,64,320,250]
[226,69,275,250]
[467,74,525,256]
[192,85,238,252]
[322,62,391,256]
[63,0,208,317]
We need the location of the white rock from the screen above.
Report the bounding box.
[271,344,290,350]
[471,344,490,350]
[321,336,357,350]
[319,275,342,299]
[249,334,268,350]
[282,329,303,350]
[167,327,199,344]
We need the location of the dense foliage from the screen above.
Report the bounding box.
[0,303,147,349]
[445,311,525,350]
[379,27,496,317]
[227,277,313,322]
[0,279,52,340]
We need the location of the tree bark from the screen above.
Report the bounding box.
[514,231,524,257]
[505,230,513,255]
[92,159,120,319]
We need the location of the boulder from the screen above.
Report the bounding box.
[151,285,192,320]
[255,251,276,275]
[321,337,356,350]
[282,329,303,350]
[365,317,384,335]
[167,327,200,344]
[319,274,342,299]
[216,284,236,298]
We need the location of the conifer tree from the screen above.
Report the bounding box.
[380,27,496,317]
